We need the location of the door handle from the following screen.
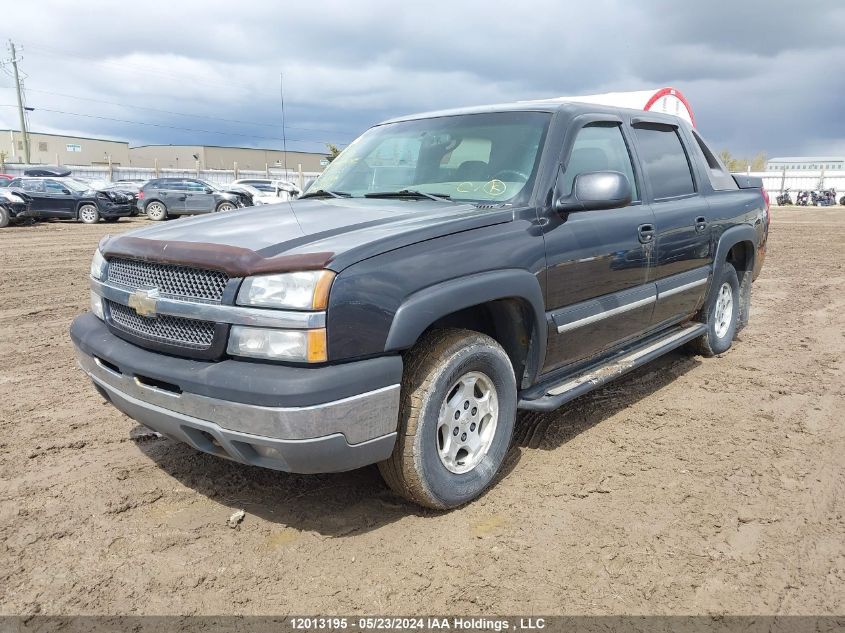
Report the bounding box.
[637,223,655,244]
[695,216,708,232]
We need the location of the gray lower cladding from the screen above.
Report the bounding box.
[552,266,711,334]
[90,372,397,474]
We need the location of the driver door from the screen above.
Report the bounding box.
[541,120,657,374]
[43,179,77,218]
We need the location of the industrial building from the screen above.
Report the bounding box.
[0,129,131,166]
[128,145,328,172]
[765,156,845,171]
[0,129,330,173]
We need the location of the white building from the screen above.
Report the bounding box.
[765,156,845,171]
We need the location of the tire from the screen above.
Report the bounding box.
[0,206,10,228]
[378,328,517,509]
[78,204,100,224]
[145,201,167,221]
[216,202,236,212]
[690,262,740,357]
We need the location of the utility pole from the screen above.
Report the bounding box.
[7,40,31,164]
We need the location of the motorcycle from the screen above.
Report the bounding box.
[821,189,837,206]
[776,188,793,206]
[796,190,810,206]
[811,189,837,206]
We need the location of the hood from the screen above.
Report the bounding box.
[101,198,513,276]
[94,188,132,203]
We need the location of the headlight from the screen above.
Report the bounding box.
[227,326,327,362]
[90,291,105,320]
[90,249,107,280]
[237,270,334,310]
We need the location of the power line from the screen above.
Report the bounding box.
[0,85,359,137]
[0,103,347,147]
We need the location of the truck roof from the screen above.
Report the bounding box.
[378,100,688,127]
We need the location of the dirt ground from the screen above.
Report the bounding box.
[0,206,843,616]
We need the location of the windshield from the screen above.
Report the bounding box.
[64,179,91,192]
[307,111,551,203]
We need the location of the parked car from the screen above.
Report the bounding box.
[0,174,13,187]
[137,178,245,221]
[6,176,134,223]
[101,181,144,216]
[231,178,300,200]
[72,101,769,508]
[225,183,283,205]
[0,188,31,227]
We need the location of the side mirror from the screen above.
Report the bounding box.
[554,171,632,213]
[61,188,71,195]
[204,187,213,194]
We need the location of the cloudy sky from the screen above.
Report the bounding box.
[2,0,843,159]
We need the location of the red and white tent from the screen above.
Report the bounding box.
[525,87,696,127]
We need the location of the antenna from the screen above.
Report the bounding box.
[280,72,289,177]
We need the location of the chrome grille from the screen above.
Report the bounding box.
[106,258,229,303]
[107,300,215,350]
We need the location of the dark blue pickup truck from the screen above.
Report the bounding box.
[70,100,768,508]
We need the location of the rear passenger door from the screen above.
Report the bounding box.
[541,119,657,373]
[184,180,215,213]
[16,179,49,217]
[631,120,711,328]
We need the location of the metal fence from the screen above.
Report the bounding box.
[750,170,845,197]
[0,163,322,189]
[3,163,842,199]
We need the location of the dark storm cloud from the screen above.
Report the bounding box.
[2,0,843,157]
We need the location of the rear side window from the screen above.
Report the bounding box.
[691,130,738,191]
[562,123,639,201]
[633,124,696,200]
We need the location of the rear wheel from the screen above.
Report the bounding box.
[78,204,100,224]
[146,201,167,221]
[378,329,517,509]
[690,262,740,356]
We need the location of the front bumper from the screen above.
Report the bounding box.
[98,202,133,218]
[70,313,402,473]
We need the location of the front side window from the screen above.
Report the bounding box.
[561,123,639,200]
[308,111,552,204]
[633,124,696,200]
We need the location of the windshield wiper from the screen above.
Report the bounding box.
[299,189,351,199]
[364,189,452,202]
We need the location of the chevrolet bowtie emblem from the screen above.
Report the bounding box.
[128,288,160,318]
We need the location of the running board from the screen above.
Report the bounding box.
[518,323,707,412]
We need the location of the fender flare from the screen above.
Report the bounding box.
[384,269,547,377]
[75,199,100,218]
[706,224,757,305]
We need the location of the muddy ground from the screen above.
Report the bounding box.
[0,206,843,615]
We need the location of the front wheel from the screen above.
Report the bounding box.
[145,201,167,221]
[216,202,236,212]
[78,204,100,224]
[378,329,517,509]
[0,205,10,228]
[690,262,740,357]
